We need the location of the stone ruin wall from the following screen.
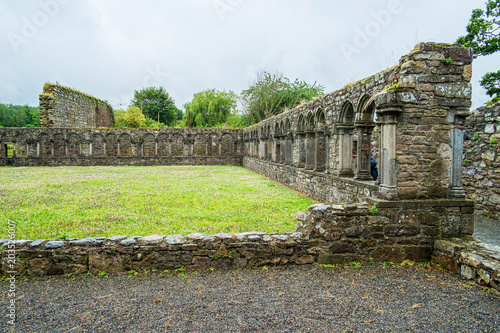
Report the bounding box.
[464,102,500,220]
[1,42,474,205]
[0,128,242,167]
[1,199,473,277]
[0,42,486,278]
[243,42,473,204]
[40,83,114,128]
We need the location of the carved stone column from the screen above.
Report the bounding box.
[354,122,374,181]
[337,125,354,177]
[305,131,315,170]
[376,106,402,199]
[314,129,326,172]
[449,112,468,198]
[297,131,306,168]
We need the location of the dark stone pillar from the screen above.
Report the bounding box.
[305,131,315,170]
[354,123,374,181]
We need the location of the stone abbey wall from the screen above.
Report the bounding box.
[0,128,242,167]
[0,42,485,278]
[1,42,474,205]
[464,102,500,219]
[40,83,114,128]
[243,42,473,203]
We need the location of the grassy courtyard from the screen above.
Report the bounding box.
[0,166,314,240]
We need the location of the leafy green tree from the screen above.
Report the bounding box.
[114,106,146,128]
[0,104,40,127]
[241,71,325,124]
[457,0,500,105]
[182,89,238,128]
[131,87,179,126]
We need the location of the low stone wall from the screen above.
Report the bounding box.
[464,102,500,219]
[1,199,473,276]
[0,128,242,167]
[432,238,500,291]
[243,157,378,204]
[1,156,243,167]
[40,83,114,128]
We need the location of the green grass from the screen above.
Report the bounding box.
[0,166,314,239]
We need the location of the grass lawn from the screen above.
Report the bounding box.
[0,166,315,240]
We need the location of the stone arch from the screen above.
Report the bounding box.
[314,109,327,172]
[209,133,219,156]
[296,115,307,167]
[118,133,133,157]
[171,134,184,156]
[52,133,66,157]
[142,133,156,157]
[105,133,118,157]
[158,133,169,156]
[357,94,371,117]
[194,133,208,156]
[340,101,355,125]
[221,133,235,156]
[1,133,13,158]
[14,133,28,157]
[91,133,105,157]
[68,133,82,157]
[38,133,52,157]
[305,112,316,170]
[337,101,356,177]
[284,118,292,165]
[354,95,377,181]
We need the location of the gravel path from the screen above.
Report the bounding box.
[2,264,499,332]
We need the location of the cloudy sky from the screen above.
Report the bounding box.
[1,0,498,111]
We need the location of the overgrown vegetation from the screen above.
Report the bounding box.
[0,104,40,128]
[0,166,314,239]
[181,89,238,128]
[457,0,500,106]
[240,71,325,125]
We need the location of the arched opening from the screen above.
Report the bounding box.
[279,121,286,164]
[284,119,292,165]
[337,101,355,177]
[296,115,306,168]
[314,109,327,172]
[305,112,315,170]
[354,95,377,181]
[274,123,281,163]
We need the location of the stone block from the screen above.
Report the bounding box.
[404,246,432,262]
[384,225,420,237]
[370,246,403,262]
[89,251,123,274]
[438,254,458,273]
[192,256,211,270]
[461,265,476,280]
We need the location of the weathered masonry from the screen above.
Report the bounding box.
[463,102,500,220]
[40,83,114,128]
[243,42,473,204]
[1,42,474,206]
[2,42,491,281]
[0,128,242,166]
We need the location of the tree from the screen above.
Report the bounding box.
[0,104,40,127]
[240,71,325,124]
[457,0,500,105]
[182,89,238,128]
[131,87,179,126]
[114,106,146,128]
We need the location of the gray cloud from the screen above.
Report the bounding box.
[0,0,494,110]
